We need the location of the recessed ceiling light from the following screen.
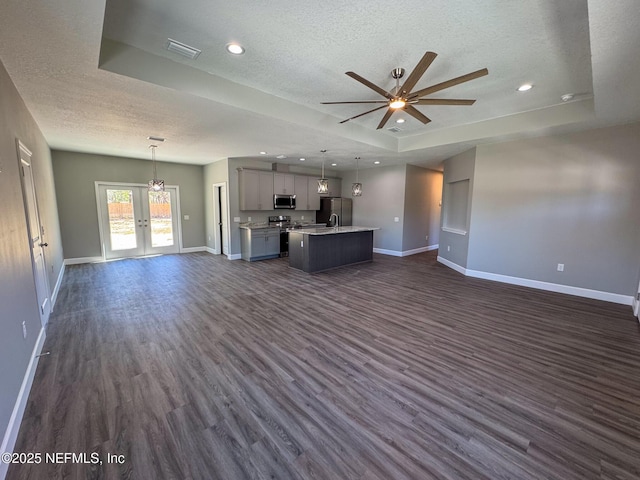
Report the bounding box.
[396,118,405,124]
[276,154,287,159]
[299,158,305,161]
[259,151,267,155]
[226,43,245,55]
[331,163,337,166]
[374,161,381,165]
[517,84,533,92]
[147,136,165,142]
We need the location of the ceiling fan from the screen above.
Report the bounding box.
[322,51,488,129]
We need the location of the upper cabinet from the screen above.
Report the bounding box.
[274,173,295,195]
[239,169,274,210]
[239,168,341,211]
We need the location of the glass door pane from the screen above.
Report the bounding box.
[106,189,137,250]
[148,190,174,247]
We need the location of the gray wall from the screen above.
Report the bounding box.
[0,60,63,454]
[439,148,476,268]
[403,165,443,251]
[340,164,407,252]
[468,123,640,295]
[52,151,206,259]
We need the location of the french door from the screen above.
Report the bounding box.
[97,184,180,260]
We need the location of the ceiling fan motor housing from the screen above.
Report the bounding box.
[391,68,405,79]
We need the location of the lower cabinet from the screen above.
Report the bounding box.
[241,228,281,261]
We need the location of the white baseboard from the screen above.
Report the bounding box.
[437,256,634,306]
[205,247,218,255]
[436,255,467,275]
[180,246,207,253]
[374,244,439,257]
[50,264,65,310]
[0,328,46,480]
[373,248,402,257]
[227,253,242,260]
[64,256,103,265]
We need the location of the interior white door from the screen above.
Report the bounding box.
[17,141,51,327]
[213,183,229,255]
[98,184,180,260]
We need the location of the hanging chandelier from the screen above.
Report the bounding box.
[147,144,164,192]
[317,149,329,194]
[352,156,362,196]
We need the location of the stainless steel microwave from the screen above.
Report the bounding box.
[274,194,296,209]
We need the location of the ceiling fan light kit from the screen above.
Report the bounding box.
[322,51,488,129]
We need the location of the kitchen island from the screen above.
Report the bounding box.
[288,226,379,273]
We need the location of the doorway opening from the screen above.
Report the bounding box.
[96,183,181,260]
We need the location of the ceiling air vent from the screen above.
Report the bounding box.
[387,126,402,133]
[166,39,201,60]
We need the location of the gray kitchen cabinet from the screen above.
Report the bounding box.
[239,169,274,210]
[240,228,281,261]
[274,173,295,194]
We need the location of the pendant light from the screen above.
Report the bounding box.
[352,156,362,197]
[147,144,164,192]
[317,149,329,194]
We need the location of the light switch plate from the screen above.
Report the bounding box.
[233,217,241,222]
[394,217,399,223]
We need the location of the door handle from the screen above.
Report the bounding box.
[39,242,48,247]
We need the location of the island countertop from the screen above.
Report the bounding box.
[288,227,378,273]
[291,226,379,235]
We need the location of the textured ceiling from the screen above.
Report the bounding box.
[0,0,639,171]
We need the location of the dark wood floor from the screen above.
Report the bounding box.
[8,251,640,480]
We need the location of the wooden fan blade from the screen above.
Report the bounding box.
[405,105,431,124]
[346,72,393,99]
[398,51,437,96]
[413,99,476,105]
[322,100,389,104]
[376,108,394,130]
[339,105,388,124]
[408,68,489,99]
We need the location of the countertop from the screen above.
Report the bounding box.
[290,226,380,235]
[240,222,328,230]
[239,223,274,230]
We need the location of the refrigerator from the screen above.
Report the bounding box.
[316,197,352,226]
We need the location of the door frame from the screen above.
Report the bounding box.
[212,182,231,256]
[16,140,51,327]
[95,181,184,260]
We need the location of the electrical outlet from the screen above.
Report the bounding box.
[394,217,400,223]
[183,214,190,220]
[557,263,564,272]
[208,235,212,241]
[447,245,451,252]
[22,321,27,339]
[248,216,252,221]
[425,235,429,241]
[301,215,304,220]
[233,217,241,222]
